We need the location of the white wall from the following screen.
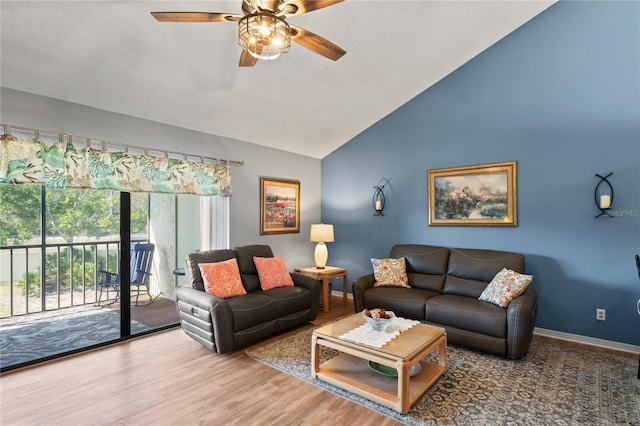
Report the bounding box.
[175,194,200,287]
[149,193,177,299]
[1,87,322,271]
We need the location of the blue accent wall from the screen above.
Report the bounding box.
[322,1,640,345]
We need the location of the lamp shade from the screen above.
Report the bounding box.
[310,224,334,243]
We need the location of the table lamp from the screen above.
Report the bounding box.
[310,223,334,269]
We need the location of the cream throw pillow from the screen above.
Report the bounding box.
[479,268,533,307]
[371,257,410,288]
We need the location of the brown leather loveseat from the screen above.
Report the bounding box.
[353,244,538,359]
[177,245,320,353]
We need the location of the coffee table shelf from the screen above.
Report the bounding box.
[317,353,446,410]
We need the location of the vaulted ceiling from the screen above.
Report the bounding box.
[1,1,555,159]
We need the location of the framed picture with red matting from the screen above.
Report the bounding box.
[260,177,300,235]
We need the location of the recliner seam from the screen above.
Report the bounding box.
[427,299,504,318]
[451,248,522,262]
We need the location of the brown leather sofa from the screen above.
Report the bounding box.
[353,244,538,359]
[177,245,320,353]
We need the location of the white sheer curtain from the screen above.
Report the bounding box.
[200,196,230,250]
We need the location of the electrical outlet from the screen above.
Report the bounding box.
[596,308,606,321]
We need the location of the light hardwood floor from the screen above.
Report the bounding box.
[3,297,635,426]
[0,298,403,426]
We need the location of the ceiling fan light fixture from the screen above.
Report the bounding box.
[238,12,291,60]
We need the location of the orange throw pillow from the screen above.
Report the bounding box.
[253,256,294,290]
[198,258,247,298]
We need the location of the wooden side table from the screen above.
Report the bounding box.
[293,266,348,313]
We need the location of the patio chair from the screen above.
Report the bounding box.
[96,243,155,307]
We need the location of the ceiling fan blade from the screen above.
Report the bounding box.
[280,0,344,16]
[151,12,240,22]
[239,50,258,67]
[291,26,346,61]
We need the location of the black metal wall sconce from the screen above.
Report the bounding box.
[595,172,614,218]
[373,179,390,216]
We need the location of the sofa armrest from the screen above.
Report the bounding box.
[506,286,538,359]
[291,273,321,320]
[352,273,376,313]
[176,286,235,353]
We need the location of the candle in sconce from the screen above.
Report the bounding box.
[600,194,611,209]
[375,200,382,211]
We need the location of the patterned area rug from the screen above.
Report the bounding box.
[0,311,149,369]
[246,326,640,425]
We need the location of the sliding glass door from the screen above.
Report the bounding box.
[0,126,232,371]
[0,186,185,371]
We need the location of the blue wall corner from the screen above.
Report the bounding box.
[322,1,640,345]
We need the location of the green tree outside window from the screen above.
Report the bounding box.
[1,185,149,304]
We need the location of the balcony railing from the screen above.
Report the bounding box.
[0,239,147,318]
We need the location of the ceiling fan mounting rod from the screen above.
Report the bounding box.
[246,0,282,13]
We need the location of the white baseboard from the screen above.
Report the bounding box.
[331,290,353,299]
[534,327,640,355]
[330,291,639,356]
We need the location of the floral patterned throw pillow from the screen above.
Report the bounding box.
[479,268,533,307]
[371,257,410,288]
[253,256,294,290]
[199,258,247,298]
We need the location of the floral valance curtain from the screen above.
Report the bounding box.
[0,137,232,196]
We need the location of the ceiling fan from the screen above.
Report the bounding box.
[151,0,347,67]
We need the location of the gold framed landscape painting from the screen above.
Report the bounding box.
[260,177,300,235]
[428,161,517,227]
